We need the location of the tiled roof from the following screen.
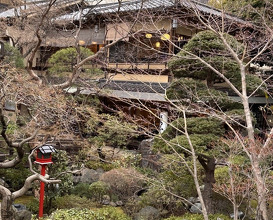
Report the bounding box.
[0,0,81,18]
[38,144,57,154]
[110,90,166,101]
[99,79,169,94]
[57,0,246,23]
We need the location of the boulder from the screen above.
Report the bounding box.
[109,201,117,207]
[116,200,123,206]
[189,202,202,214]
[14,210,32,220]
[134,206,160,220]
[230,211,244,219]
[12,204,31,220]
[101,195,111,205]
[79,168,102,184]
[138,139,161,171]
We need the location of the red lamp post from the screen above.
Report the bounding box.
[35,145,57,219]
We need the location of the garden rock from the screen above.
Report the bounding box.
[78,168,101,184]
[109,201,117,207]
[134,206,160,220]
[12,205,31,220]
[190,202,202,214]
[230,211,244,219]
[101,195,111,205]
[139,139,161,171]
[116,200,123,206]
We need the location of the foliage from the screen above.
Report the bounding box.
[85,160,116,171]
[3,43,24,68]
[168,30,243,87]
[164,213,231,220]
[48,47,93,74]
[0,155,31,191]
[55,195,96,209]
[168,30,264,95]
[71,183,93,199]
[26,198,40,214]
[232,74,265,96]
[209,0,272,22]
[139,186,186,214]
[153,117,224,155]
[100,168,145,200]
[43,150,73,214]
[89,114,137,148]
[166,79,243,110]
[89,181,110,202]
[51,207,131,220]
[5,121,19,136]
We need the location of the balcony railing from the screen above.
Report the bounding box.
[106,62,168,70]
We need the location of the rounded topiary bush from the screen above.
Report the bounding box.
[48,46,93,74]
[100,168,145,200]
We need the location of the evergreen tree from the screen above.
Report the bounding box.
[153,30,261,213]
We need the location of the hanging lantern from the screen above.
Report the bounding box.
[79,40,85,46]
[145,33,152,39]
[178,36,184,41]
[155,42,161,48]
[160,33,170,41]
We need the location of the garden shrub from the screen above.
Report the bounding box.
[26,198,40,214]
[139,187,186,215]
[3,43,24,68]
[85,160,115,171]
[89,181,110,202]
[0,155,31,191]
[48,47,93,74]
[100,168,145,200]
[55,195,96,209]
[51,207,131,220]
[71,183,92,199]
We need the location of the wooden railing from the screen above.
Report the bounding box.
[107,62,168,70]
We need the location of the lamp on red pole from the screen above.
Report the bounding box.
[35,144,57,219]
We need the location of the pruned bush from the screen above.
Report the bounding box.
[48,47,93,74]
[51,207,131,220]
[89,181,110,202]
[100,168,145,200]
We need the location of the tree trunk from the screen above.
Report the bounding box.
[252,159,268,220]
[0,187,13,220]
[199,157,216,214]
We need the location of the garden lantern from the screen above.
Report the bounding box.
[35,144,57,165]
[35,144,57,219]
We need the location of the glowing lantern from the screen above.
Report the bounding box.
[160,33,170,41]
[79,40,85,46]
[145,33,152,39]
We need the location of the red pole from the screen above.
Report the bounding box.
[39,164,46,219]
